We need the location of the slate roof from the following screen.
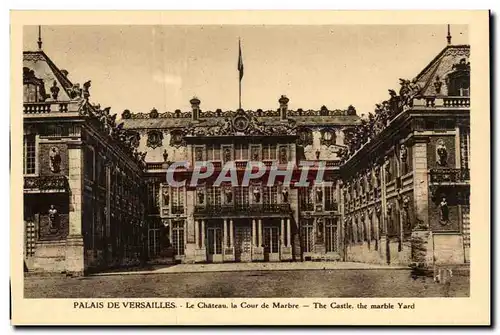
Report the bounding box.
[23,50,75,102]
[412,44,470,96]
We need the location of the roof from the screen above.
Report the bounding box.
[23,50,75,102]
[412,44,470,96]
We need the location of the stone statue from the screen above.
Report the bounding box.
[439,197,449,224]
[163,189,169,206]
[436,139,448,166]
[316,187,323,203]
[400,144,407,163]
[315,149,320,160]
[49,147,61,173]
[253,187,261,203]
[48,205,58,230]
[282,187,289,203]
[50,80,60,100]
[197,189,205,205]
[224,147,231,162]
[225,187,233,204]
[280,146,288,163]
[82,80,91,100]
[163,150,169,162]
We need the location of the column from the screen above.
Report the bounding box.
[66,143,84,275]
[223,219,228,248]
[258,219,262,247]
[229,219,234,247]
[252,219,257,246]
[280,219,285,246]
[194,220,199,248]
[286,219,291,247]
[201,220,205,248]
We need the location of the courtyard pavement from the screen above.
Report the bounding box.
[24,266,469,298]
[92,261,408,277]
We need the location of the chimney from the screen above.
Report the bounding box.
[190,96,201,121]
[279,95,289,120]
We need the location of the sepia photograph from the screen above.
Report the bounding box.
[10,10,490,325]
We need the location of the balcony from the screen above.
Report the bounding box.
[300,203,314,211]
[194,203,292,217]
[429,168,470,184]
[24,102,71,114]
[413,96,470,109]
[24,175,69,193]
[171,205,185,215]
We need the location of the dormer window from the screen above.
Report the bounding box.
[446,58,470,97]
[23,67,47,103]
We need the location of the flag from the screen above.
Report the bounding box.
[238,39,244,81]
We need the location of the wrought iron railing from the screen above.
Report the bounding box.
[24,175,69,191]
[170,205,185,215]
[429,168,470,183]
[194,203,291,216]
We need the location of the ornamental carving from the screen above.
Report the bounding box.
[146,130,163,149]
[297,128,313,146]
[169,129,185,147]
[185,109,297,137]
[320,128,336,146]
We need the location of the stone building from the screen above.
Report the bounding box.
[22,37,470,273]
[339,42,470,267]
[23,49,148,275]
[121,97,360,263]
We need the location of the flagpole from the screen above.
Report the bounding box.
[238,38,242,110]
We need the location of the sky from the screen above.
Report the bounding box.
[23,25,468,117]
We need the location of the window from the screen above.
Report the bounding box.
[302,219,314,253]
[262,144,277,160]
[263,226,280,254]
[206,186,221,206]
[171,187,184,214]
[263,186,278,205]
[207,144,221,161]
[147,182,160,214]
[235,187,249,206]
[23,134,36,175]
[207,226,223,255]
[172,221,185,255]
[299,187,314,210]
[325,219,337,252]
[234,143,249,160]
[325,185,337,211]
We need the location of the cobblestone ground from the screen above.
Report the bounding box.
[24,269,469,298]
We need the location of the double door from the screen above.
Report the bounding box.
[207,226,223,262]
[263,225,280,261]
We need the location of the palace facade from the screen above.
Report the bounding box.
[339,43,470,267]
[23,50,148,275]
[22,40,470,274]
